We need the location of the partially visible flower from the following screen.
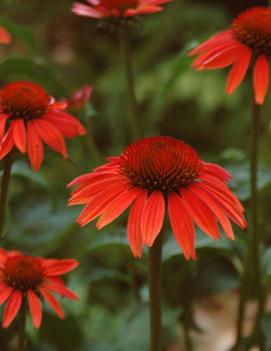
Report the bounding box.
[72,0,171,19]
[65,85,93,111]
[0,27,11,45]
[189,7,271,105]
[0,81,86,171]
[68,136,247,260]
[0,248,79,328]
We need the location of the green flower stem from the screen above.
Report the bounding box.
[17,303,27,351]
[250,103,264,349]
[118,28,140,140]
[183,262,194,351]
[235,102,264,350]
[149,233,163,351]
[0,152,13,239]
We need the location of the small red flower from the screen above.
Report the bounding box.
[65,85,93,111]
[0,248,79,328]
[68,136,247,260]
[72,0,171,19]
[0,81,86,171]
[189,7,271,105]
[0,27,11,45]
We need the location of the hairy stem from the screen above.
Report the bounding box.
[235,103,264,350]
[149,234,163,351]
[17,303,27,351]
[250,103,264,349]
[0,153,13,239]
[183,262,194,351]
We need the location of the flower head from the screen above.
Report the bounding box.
[65,85,93,111]
[72,0,171,20]
[0,27,11,45]
[0,81,86,170]
[0,248,79,328]
[189,7,271,105]
[68,136,247,260]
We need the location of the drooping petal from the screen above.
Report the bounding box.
[41,281,79,301]
[181,188,220,239]
[200,175,244,212]
[168,192,196,260]
[43,258,79,276]
[226,46,252,94]
[0,284,13,305]
[0,114,10,142]
[141,191,165,247]
[253,54,270,105]
[2,290,22,328]
[27,290,42,328]
[69,176,129,205]
[39,288,64,319]
[27,121,44,171]
[76,182,132,226]
[0,126,15,160]
[33,119,67,158]
[198,182,246,228]
[45,110,86,138]
[12,119,26,153]
[189,30,234,56]
[202,162,231,182]
[190,184,234,239]
[194,43,243,70]
[96,187,141,229]
[127,189,148,257]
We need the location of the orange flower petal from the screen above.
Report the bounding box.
[27,290,42,328]
[141,191,165,247]
[253,54,270,105]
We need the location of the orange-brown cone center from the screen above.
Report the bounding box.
[3,255,44,291]
[0,81,49,120]
[120,136,202,193]
[232,7,271,56]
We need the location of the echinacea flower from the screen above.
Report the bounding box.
[0,248,79,328]
[68,136,246,260]
[0,81,86,170]
[72,0,171,19]
[65,85,93,111]
[189,7,271,105]
[0,27,11,44]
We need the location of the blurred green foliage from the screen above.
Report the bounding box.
[0,0,271,350]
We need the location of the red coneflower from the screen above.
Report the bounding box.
[0,248,79,328]
[0,81,86,171]
[72,0,171,19]
[68,136,247,260]
[189,7,271,105]
[0,27,11,44]
[65,85,93,111]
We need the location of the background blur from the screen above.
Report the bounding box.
[0,0,271,350]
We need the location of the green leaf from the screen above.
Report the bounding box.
[11,160,49,188]
[84,231,129,253]
[227,163,271,201]
[6,199,79,255]
[88,268,131,283]
[163,233,235,262]
[117,304,149,351]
